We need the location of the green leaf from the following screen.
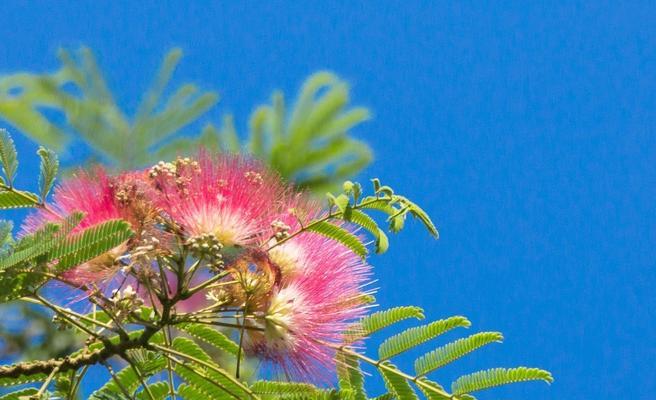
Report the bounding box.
[342,208,389,254]
[217,115,240,153]
[0,215,95,301]
[327,192,350,214]
[250,71,372,193]
[357,189,439,239]
[0,372,47,387]
[251,381,321,399]
[135,382,171,400]
[0,388,39,400]
[287,71,339,139]
[378,361,419,400]
[335,351,367,400]
[134,48,183,124]
[1,48,220,170]
[0,269,50,303]
[307,221,367,259]
[358,197,405,233]
[370,394,396,400]
[0,212,83,270]
[90,356,166,399]
[0,93,67,150]
[171,337,250,399]
[248,106,269,157]
[291,82,349,142]
[395,195,438,238]
[0,190,39,209]
[0,220,12,247]
[53,370,74,399]
[177,383,220,400]
[89,393,130,400]
[50,219,134,273]
[415,377,450,400]
[177,322,240,356]
[37,146,59,200]
[358,306,425,337]
[451,367,553,395]
[175,370,226,400]
[378,316,471,360]
[415,332,503,376]
[0,129,18,186]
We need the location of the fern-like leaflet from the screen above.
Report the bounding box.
[337,307,552,400]
[378,316,471,360]
[451,367,554,395]
[414,332,504,376]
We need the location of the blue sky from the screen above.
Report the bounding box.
[1,2,655,398]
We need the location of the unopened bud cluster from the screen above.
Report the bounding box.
[148,161,178,179]
[187,233,224,271]
[109,285,144,315]
[271,219,291,241]
[149,158,201,197]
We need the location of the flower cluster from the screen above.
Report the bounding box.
[23,154,371,381]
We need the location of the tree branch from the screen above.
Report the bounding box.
[0,327,158,379]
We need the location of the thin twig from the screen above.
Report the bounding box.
[30,294,104,339]
[173,318,264,332]
[69,365,89,400]
[162,326,177,400]
[235,312,246,379]
[186,271,231,297]
[36,365,60,397]
[21,296,115,331]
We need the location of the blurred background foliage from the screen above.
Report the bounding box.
[0,47,372,192]
[0,47,373,363]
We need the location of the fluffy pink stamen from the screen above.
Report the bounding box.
[153,154,288,246]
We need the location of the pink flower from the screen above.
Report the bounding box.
[245,229,372,381]
[23,168,120,233]
[150,154,287,247]
[22,168,156,285]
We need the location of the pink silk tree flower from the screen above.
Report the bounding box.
[149,154,288,247]
[22,168,157,286]
[245,229,372,382]
[264,193,368,283]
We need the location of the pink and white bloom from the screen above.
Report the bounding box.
[22,168,155,285]
[151,154,287,247]
[246,230,372,381]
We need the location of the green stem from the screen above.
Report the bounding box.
[29,294,105,339]
[235,307,247,379]
[21,296,115,331]
[69,365,89,400]
[36,365,59,397]
[162,326,177,400]
[173,317,264,332]
[186,271,230,297]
